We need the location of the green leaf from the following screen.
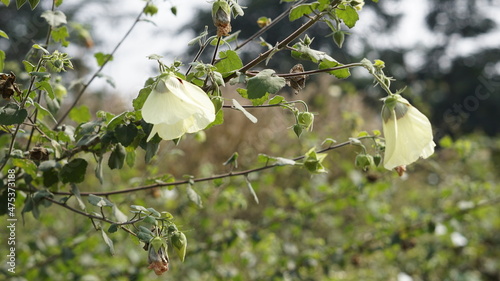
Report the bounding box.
[291,42,335,63]
[144,141,159,164]
[318,59,351,79]
[106,111,127,131]
[115,124,138,147]
[35,80,54,99]
[94,52,113,67]
[289,3,318,21]
[70,184,86,210]
[28,0,39,9]
[23,60,35,72]
[108,224,118,233]
[1,0,10,7]
[16,0,26,9]
[268,95,285,105]
[42,168,59,187]
[0,50,5,72]
[215,50,243,76]
[206,108,224,129]
[34,102,57,124]
[52,26,69,47]
[112,205,128,223]
[12,158,37,178]
[32,44,49,54]
[108,143,126,170]
[247,69,286,99]
[126,147,136,168]
[133,87,152,111]
[245,177,259,204]
[143,215,156,224]
[101,228,115,255]
[41,10,67,28]
[0,30,7,39]
[60,158,88,183]
[95,155,104,184]
[69,105,91,123]
[0,103,28,125]
[186,185,203,208]
[88,194,114,207]
[130,205,149,213]
[336,5,359,28]
[236,88,269,106]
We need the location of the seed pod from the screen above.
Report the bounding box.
[0,72,22,100]
[287,64,307,95]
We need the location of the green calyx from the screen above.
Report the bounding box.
[381,95,409,123]
[212,0,231,24]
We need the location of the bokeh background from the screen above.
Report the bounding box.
[1,0,500,280]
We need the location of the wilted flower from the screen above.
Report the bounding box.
[147,237,169,275]
[381,95,435,170]
[212,0,232,37]
[142,73,216,141]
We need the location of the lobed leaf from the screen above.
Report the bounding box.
[0,103,28,125]
[60,158,88,184]
[247,69,286,100]
[336,4,359,28]
[41,10,67,28]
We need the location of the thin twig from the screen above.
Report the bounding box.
[224,0,341,83]
[245,62,364,78]
[51,137,368,197]
[25,1,56,152]
[43,196,139,236]
[54,7,146,129]
[234,0,309,51]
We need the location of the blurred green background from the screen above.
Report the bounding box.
[1,0,499,280]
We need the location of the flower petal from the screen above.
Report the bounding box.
[147,122,186,142]
[382,98,435,170]
[142,82,196,125]
[142,73,216,141]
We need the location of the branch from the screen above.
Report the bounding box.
[234,0,309,51]
[245,62,364,78]
[224,2,339,83]
[43,196,139,236]
[51,137,370,197]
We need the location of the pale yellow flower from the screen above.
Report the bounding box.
[142,73,216,141]
[382,95,435,170]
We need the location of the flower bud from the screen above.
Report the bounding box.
[303,34,313,45]
[333,30,345,48]
[355,154,374,170]
[293,123,303,138]
[373,154,382,167]
[257,17,272,28]
[212,96,224,113]
[171,231,187,262]
[297,112,314,131]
